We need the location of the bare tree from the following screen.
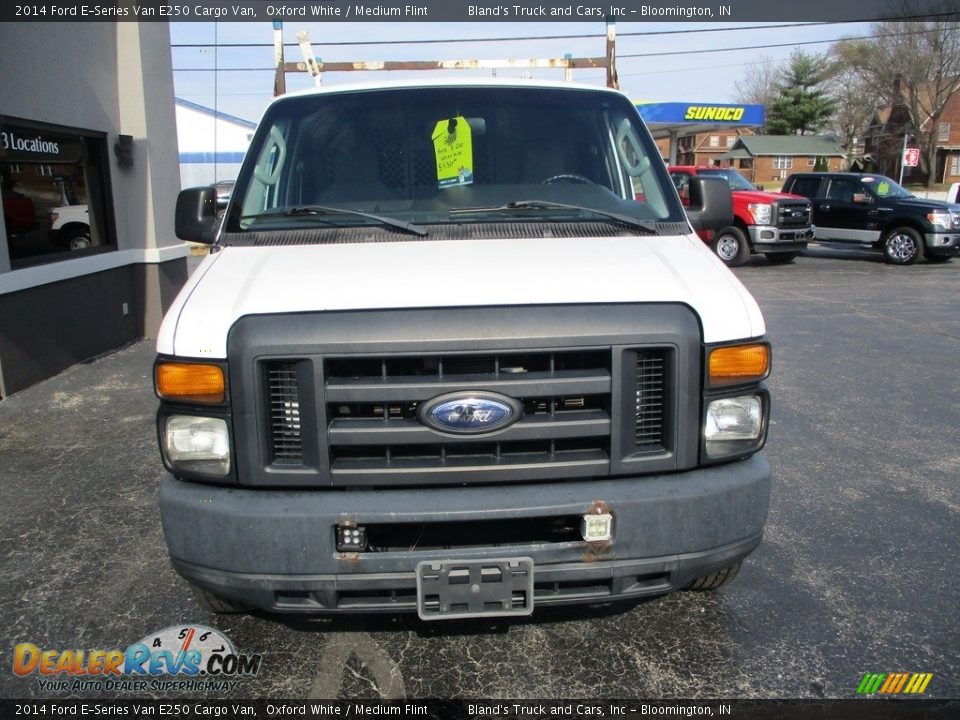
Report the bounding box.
[834,8,960,186]
[734,55,779,110]
[827,63,879,162]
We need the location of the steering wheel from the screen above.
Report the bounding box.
[542,174,595,185]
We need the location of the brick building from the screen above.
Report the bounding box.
[654,128,754,166]
[715,135,845,185]
[865,81,960,185]
[655,131,845,185]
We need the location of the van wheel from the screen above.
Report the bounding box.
[882,227,922,265]
[62,227,92,251]
[712,227,750,267]
[190,583,250,614]
[765,252,799,264]
[686,562,741,591]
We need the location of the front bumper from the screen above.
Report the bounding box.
[748,225,814,252]
[160,453,771,614]
[925,231,960,256]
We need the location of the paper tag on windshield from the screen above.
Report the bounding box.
[432,116,473,188]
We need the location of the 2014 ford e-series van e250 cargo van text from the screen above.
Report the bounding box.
[156,80,771,620]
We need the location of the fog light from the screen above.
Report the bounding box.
[163,415,230,475]
[336,525,368,552]
[581,512,613,543]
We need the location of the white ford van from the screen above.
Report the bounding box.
[156,80,771,619]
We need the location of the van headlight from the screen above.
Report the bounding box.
[748,203,772,225]
[927,211,952,230]
[704,395,765,459]
[162,415,231,476]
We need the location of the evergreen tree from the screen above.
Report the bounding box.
[766,51,836,135]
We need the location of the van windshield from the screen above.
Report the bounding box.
[225,86,686,237]
[859,175,913,199]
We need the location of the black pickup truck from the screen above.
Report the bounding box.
[782,172,960,264]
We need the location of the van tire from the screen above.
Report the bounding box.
[712,227,750,267]
[61,226,92,251]
[882,227,922,265]
[686,562,742,591]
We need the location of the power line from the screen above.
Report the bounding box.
[620,24,955,58]
[169,12,958,51]
[171,24,955,71]
[171,21,834,48]
[175,67,275,72]
[620,56,791,79]
[620,36,838,58]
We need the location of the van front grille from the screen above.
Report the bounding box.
[324,350,614,486]
[265,362,303,463]
[635,351,666,450]
[230,305,700,487]
[776,200,811,229]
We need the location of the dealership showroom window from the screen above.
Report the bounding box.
[1,118,114,267]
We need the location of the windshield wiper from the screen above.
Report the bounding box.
[449,200,660,234]
[240,205,428,237]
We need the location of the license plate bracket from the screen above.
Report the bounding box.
[416,557,535,620]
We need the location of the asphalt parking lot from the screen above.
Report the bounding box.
[1,243,958,701]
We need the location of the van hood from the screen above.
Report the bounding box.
[893,196,958,211]
[157,233,765,357]
[732,189,807,203]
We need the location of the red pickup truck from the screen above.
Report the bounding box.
[2,192,36,237]
[669,166,814,266]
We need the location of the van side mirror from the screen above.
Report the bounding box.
[685,176,733,232]
[175,186,217,244]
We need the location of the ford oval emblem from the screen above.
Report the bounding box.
[417,392,522,435]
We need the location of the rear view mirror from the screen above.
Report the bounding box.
[685,176,733,232]
[175,187,218,244]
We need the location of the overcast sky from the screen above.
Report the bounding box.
[170,21,873,123]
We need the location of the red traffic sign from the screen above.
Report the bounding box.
[903,148,920,167]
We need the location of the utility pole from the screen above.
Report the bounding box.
[897,130,907,185]
[605,19,619,90]
[272,21,286,97]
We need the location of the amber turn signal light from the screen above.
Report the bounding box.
[708,344,769,385]
[156,362,225,403]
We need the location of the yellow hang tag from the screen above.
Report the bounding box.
[432,116,473,188]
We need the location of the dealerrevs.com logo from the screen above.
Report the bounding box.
[856,672,934,695]
[13,625,262,693]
